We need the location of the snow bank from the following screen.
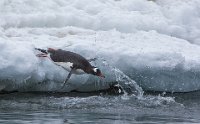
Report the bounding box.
[1,0,200,44]
[0,0,200,92]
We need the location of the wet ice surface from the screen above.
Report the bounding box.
[0,91,200,124]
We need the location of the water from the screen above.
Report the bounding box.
[0,91,200,124]
[1,66,200,124]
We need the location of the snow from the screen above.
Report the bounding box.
[0,0,200,92]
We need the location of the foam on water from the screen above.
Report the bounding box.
[0,92,179,111]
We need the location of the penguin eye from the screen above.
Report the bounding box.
[96,69,101,74]
[93,68,98,73]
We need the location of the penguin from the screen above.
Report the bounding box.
[35,48,105,87]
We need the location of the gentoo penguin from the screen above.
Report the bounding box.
[35,48,105,87]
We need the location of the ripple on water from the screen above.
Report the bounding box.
[0,92,200,123]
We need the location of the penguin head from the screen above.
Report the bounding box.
[91,67,105,78]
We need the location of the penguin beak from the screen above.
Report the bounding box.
[98,73,105,78]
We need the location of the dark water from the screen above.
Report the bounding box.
[0,91,200,124]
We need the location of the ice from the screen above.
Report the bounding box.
[0,0,200,92]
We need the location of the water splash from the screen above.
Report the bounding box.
[100,58,144,97]
[113,67,144,97]
[97,58,182,108]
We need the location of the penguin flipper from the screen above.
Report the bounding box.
[61,69,74,88]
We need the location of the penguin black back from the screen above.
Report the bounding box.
[49,49,92,70]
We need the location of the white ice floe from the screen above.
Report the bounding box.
[0,0,200,92]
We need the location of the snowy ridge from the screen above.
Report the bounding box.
[0,0,200,92]
[1,0,200,44]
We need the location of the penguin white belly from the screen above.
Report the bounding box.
[73,69,85,74]
[54,62,85,75]
[54,62,72,72]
